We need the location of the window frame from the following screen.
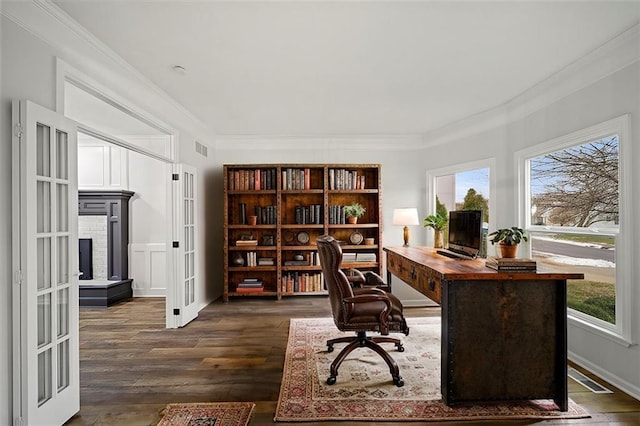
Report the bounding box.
[426,158,496,249]
[516,115,633,346]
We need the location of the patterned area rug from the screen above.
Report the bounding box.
[158,402,255,426]
[274,317,590,422]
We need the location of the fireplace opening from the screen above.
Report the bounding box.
[78,238,93,280]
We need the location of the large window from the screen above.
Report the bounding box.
[518,116,632,344]
[428,160,493,256]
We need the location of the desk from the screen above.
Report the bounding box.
[384,246,584,411]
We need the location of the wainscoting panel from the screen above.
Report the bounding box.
[131,243,166,297]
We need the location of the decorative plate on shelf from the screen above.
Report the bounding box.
[349,231,364,245]
[296,231,310,245]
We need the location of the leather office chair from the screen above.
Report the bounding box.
[316,235,409,387]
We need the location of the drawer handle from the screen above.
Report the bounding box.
[428,278,435,291]
[410,267,417,280]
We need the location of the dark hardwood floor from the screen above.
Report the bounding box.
[67,297,640,425]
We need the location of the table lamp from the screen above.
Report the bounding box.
[392,208,419,247]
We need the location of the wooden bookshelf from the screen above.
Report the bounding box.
[223,164,382,301]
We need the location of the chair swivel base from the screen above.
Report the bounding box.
[326,331,405,387]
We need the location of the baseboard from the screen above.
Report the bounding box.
[569,351,640,402]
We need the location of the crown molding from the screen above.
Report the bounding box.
[1,0,215,145]
[421,23,640,148]
[214,134,424,151]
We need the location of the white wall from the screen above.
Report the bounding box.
[1,11,216,424]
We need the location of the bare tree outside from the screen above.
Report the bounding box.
[530,136,619,227]
[529,135,619,324]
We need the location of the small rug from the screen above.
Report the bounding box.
[274,317,590,422]
[158,402,255,426]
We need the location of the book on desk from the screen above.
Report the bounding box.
[485,256,537,271]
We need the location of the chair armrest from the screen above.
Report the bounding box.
[343,293,392,332]
[344,269,366,287]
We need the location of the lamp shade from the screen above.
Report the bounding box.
[392,208,419,226]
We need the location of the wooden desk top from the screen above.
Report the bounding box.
[384,246,584,281]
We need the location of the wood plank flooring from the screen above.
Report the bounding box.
[66,297,640,425]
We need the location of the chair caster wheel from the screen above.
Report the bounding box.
[327,345,334,353]
[327,376,337,385]
[397,344,405,352]
[393,377,404,387]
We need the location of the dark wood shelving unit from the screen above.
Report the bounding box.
[223,164,382,301]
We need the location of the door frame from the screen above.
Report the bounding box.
[55,60,186,328]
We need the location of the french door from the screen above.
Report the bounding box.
[168,163,199,328]
[12,100,80,425]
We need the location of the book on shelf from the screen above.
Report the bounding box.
[258,257,275,266]
[236,286,264,293]
[342,253,357,262]
[355,253,377,262]
[485,256,537,271]
[235,240,258,246]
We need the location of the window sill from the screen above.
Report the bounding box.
[568,314,635,348]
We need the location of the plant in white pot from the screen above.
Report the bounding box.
[344,203,366,224]
[423,213,448,248]
[488,227,528,258]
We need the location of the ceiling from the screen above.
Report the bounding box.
[53,1,640,137]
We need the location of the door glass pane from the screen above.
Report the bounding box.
[38,349,52,406]
[190,200,194,224]
[58,288,69,337]
[184,279,190,306]
[184,227,190,253]
[56,130,69,179]
[36,123,51,177]
[190,227,194,251]
[37,181,51,233]
[57,184,68,232]
[57,236,69,285]
[37,293,51,347]
[57,340,69,392]
[37,238,52,290]
[190,278,195,304]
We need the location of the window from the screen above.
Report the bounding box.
[517,115,632,345]
[427,160,493,256]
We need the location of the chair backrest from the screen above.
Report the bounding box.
[316,235,354,327]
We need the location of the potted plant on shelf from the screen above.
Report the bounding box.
[423,213,448,248]
[488,227,528,258]
[344,203,366,224]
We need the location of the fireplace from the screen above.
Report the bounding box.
[78,190,134,306]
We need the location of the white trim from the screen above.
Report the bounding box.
[569,351,640,402]
[214,134,424,151]
[420,24,640,148]
[55,59,177,162]
[426,157,496,248]
[515,114,633,345]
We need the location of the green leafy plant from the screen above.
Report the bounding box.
[344,202,366,218]
[488,227,528,246]
[423,213,448,231]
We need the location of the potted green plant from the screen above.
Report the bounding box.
[488,226,528,258]
[344,203,366,224]
[423,213,448,248]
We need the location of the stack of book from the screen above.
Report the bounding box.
[485,257,537,272]
[258,257,274,266]
[236,278,264,293]
[355,253,377,262]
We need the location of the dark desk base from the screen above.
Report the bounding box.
[441,279,567,410]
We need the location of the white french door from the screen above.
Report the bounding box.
[167,163,199,328]
[12,100,80,425]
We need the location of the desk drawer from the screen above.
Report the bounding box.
[416,268,441,304]
[388,254,441,304]
[387,254,416,284]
